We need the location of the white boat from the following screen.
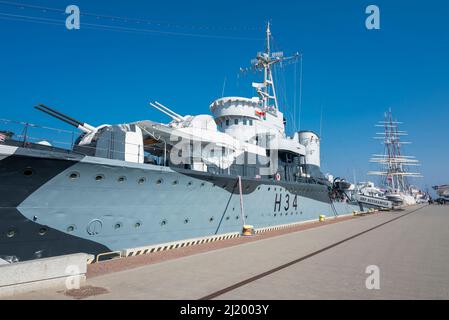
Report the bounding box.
[433,185,449,198]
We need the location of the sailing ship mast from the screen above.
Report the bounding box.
[368,110,422,193]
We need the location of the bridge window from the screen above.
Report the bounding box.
[249,120,253,126]
[234,119,239,125]
[225,120,229,126]
[243,119,247,125]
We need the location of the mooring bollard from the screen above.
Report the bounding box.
[242,225,254,236]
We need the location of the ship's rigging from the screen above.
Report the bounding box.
[368,110,422,192]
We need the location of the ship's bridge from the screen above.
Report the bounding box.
[210,96,285,143]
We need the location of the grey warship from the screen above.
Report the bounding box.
[0,24,362,262]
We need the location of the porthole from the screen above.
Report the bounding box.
[184,218,189,224]
[160,219,167,226]
[67,225,76,232]
[69,172,79,180]
[274,213,277,217]
[87,219,103,236]
[117,176,127,183]
[156,179,163,185]
[38,228,47,236]
[138,178,146,185]
[225,216,230,221]
[245,215,248,219]
[6,229,16,238]
[114,223,122,230]
[95,174,104,181]
[236,216,239,220]
[23,168,34,177]
[134,222,142,228]
[172,180,179,185]
[268,187,271,191]
[187,181,193,187]
[209,217,214,222]
[201,182,205,187]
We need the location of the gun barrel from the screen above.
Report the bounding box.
[149,102,182,121]
[36,104,96,132]
[154,101,183,120]
[38,104,84,126]
[34,105,79,128]
[34,105,92,133]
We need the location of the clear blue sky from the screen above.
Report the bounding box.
[0,0,448,193]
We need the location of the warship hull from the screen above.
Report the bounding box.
[0,144,361,262]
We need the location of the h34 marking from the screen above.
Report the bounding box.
[274,193,298,212]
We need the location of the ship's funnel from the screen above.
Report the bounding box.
[298,131,321,168]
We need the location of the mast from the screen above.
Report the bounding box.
[266,21,271,56]
[241,22,299,114]
[368,110,422,192]
[262,21,278,111]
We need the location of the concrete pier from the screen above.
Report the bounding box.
[0,253,91,298]
[7,205,449,300]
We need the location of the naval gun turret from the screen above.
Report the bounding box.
[35,104,144,163]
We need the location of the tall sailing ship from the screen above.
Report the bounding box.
[0,24,362,263]
[368,110,423,205]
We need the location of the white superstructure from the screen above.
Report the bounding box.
[137,23,321,180]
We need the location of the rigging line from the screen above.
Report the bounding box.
[293,58,297,133]
[81,21,263,40]
[0,13,62,26]
[319,105,323,139]
[271,34,297,133]
[273,63,293,132]
[298,54,303,131]
[281,64,295,134]
[0,0,63,12]
[214,179,239,235]
[0,11,263,41]
[0,0,262,31]
[221,76,227,98]
[0,118,75,134]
